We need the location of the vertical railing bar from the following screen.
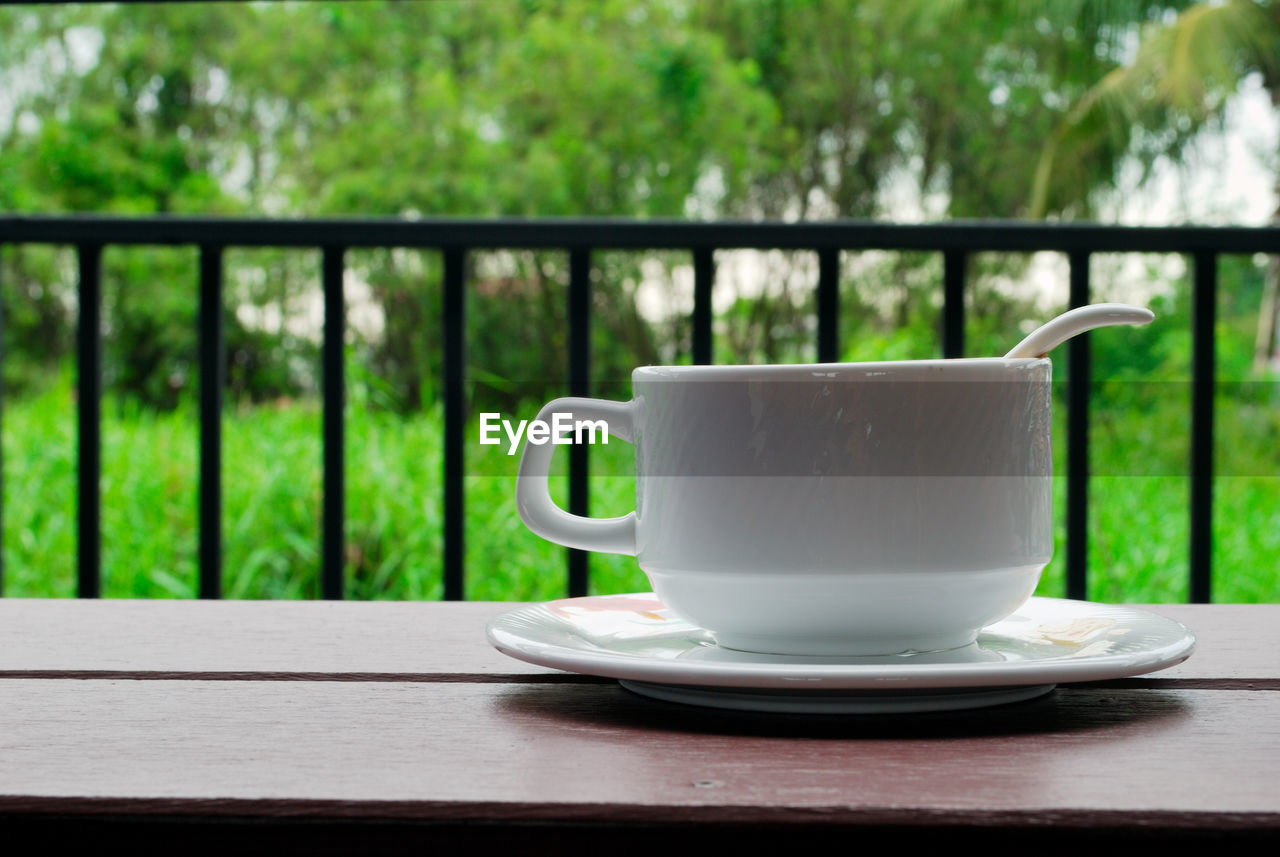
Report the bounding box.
[198,245,225,599]
[567,249,592,597]
[0,245,5,596]
[942,250,967,358]
[691,248,714,365]
[1066,250,1091,601]
[0,245,5,595]
[321,247,346,600]
[442,247,466,601]
[77,243,103,599]
[1190,251,1217,603]
[817,248,840,363]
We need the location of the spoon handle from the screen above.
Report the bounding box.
[1004,303,1154,359]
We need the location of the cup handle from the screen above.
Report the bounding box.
[515,397,637,556]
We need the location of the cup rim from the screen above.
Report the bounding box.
[633,356,1050,380]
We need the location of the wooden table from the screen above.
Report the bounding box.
[0,600,1276,855]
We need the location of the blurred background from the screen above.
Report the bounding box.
[1,0,1277,602]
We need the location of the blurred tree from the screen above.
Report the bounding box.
[257,0,776,409]
[1030,0,1278,218]
[694,0,1156,358]
[0,4,319,405]
[1029,0,1280,373]
[2,0,1273,407]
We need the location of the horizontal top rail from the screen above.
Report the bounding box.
[2,214,1278,254]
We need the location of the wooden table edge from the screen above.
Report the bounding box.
[2,796,1279,833]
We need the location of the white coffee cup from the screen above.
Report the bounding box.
[517,358,1053,656]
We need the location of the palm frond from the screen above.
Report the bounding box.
[1029,0,1280,218]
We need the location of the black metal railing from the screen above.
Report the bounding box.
[0,215,1277,602]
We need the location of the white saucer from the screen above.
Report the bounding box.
[486,593,1196,714]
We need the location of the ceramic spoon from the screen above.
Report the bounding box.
[1004,303,1154,359]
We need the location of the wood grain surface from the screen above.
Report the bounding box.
[0,678,1277,827]
[0,599,1273,685]
[0,600,1277,853]
[0,599,545,679]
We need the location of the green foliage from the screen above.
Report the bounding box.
[1,1,1277,601]
[0,245,76,396]
[3,363,1277,602]
[1031,0,1280,217]
[9,0,1252,410]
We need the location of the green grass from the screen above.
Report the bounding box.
[2,372,1278,602]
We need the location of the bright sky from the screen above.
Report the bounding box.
[1107,73,1279,226]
